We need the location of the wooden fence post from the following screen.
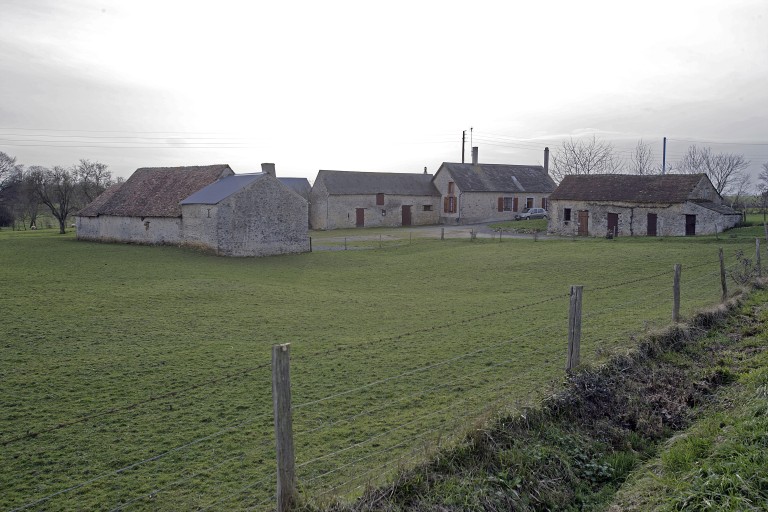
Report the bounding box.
[566,285,583,371]
[673,264,681,323]
[756,238,762,278]
[499,229,502,243]
[272,344,296,512]
[719,248,727,302]
[309,237,312,253]
[379,234,382,249]
[344,237,347,251]
[441,227,444,240]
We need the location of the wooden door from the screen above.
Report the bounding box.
[401,205,412,226]
[607,213,619,237]
[685,214,696,236]
[647,213,657,236]
[355,208,365,227]
[577,210,589,236]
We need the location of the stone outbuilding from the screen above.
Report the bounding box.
[547,173,742,237]
[431,147,556,224]
[77,163,310,256]
[309,170,440,230]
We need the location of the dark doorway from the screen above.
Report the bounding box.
[685,214,696,236]
[356,208,365,227]
[401,205,412,226]
[577,210,589,236]
[607,213,619,237]
[647,213,657,236]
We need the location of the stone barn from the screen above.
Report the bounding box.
[432,147,556,224]
[77,163,309,256]
[309,170,440,230]
[547,173,742,237]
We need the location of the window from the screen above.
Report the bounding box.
[526,197,534,209]
[448,181,455,194]
[444,196,457,213]
[381,209,386,216]
[423,205,432,211]
[564,208,571,222]
[376,193,384,205]
[541,197,547,209]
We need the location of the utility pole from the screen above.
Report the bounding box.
[462,130,466,163]
[662,136,667,175]
[470,126,473,150]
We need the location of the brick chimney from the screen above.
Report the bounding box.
[472,146,478,165]
[261,163,276,177]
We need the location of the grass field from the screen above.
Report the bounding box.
[1,222,765,511]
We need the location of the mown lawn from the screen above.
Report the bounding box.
[0,225,764,511]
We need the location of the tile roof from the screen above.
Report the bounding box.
[278,177,311,200]
[316,170,440,196]
[79,165,233,218]
[549,173,711,203]
[438,163,556,193]
[77,182,124,217]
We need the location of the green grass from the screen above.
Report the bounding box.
[488,218,548,233]
[610,294,768,511]
[0,226,765,510]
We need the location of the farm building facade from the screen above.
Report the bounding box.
[432,148,556,224]
[547,173,742,237]
[76,164,309,256]
[309,170,440,230]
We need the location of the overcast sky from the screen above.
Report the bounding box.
[2,0,767,185]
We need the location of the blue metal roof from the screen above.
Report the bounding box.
[180,173,266,205]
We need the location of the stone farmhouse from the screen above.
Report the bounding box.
[432,147,557,224]
[547,173,742,237]
[76,163,310,257]
[310,170,440,230]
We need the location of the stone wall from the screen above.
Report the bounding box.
[213,176,309,256]
[75,215,182,244]
[310,191,439,230]
[548,200,741,237]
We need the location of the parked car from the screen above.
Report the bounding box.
[515,207,548,220]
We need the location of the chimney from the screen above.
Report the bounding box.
[544,147,550,174]
[471,146,478,165]
[423,166,427,174]
[261,163,276,177]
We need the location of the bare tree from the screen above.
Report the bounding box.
[74,159,112,203]
[728,171,752,210]
[549,135,625,182]
[675,145,749,195]
[29,165,78,234]
[628,139,657,175]
[0,151,23,190]
[758,162,768,222]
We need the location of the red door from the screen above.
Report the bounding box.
[401,205,412,226]
[356,208,365,227]
[577,211,589,236]
[607,213,619,237]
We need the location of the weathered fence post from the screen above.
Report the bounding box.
[441,227,444,240]
[309,237,312,253]
[566,285,583,371]
[379,234,382,249]
[673,264,681,323]
[272,343,296,512]
[756,238,762,278]
[344,237,347,251]
[499,229,502,243]
[719,248,727,302]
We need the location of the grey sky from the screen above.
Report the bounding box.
[2,0,767,185]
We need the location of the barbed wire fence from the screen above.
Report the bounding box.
[4,242,762,512]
